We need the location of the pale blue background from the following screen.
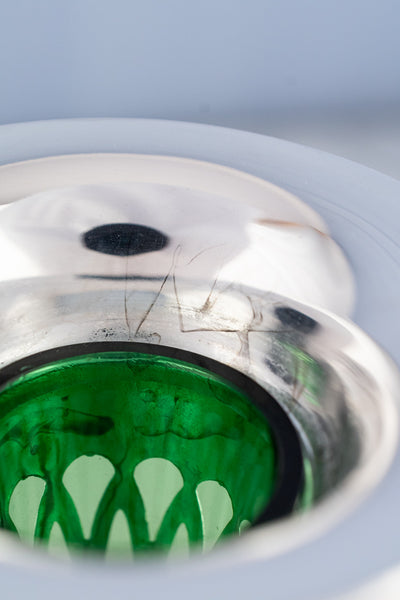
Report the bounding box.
[0,0,400,177]
[0,0,399,122]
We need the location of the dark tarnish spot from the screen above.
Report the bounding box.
[265,359,295,385]
[275,306,318,334]
[82,223,169,256]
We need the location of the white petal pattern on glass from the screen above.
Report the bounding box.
[168,524,190,559]
[8,457,236,557]
[9,476,46,545]
[105,510,134,560]
[133,458,184,542]
[48,522,70,559]
[62,455,115,539]
[196,480,233,552]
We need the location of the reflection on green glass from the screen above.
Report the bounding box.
[282,342,325,407]
[0,352,278,559]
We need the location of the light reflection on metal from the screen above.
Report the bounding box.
[0,142,398,600]
[0,176,396,561]
[0,180,354,314]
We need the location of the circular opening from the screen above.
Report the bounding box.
[0,344,302,560]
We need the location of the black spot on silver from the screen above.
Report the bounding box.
[265,358,295,386]
[82,223,169,256]
[275,306,318,334]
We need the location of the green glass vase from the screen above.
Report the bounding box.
[0,344,302,560]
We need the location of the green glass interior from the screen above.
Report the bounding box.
[0,352,277,560]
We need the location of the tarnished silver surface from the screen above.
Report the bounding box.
[0,177,396,548]
[0,120,399,600]
[0,173,355,315]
